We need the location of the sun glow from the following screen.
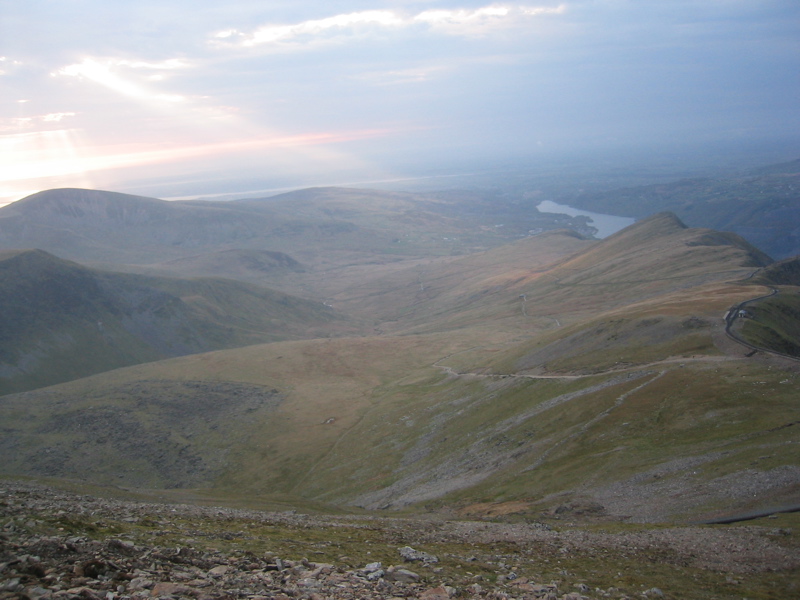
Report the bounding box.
[0,126,399,205]
[57,59,186,104]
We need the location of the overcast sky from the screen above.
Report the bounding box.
[1,1,798,203]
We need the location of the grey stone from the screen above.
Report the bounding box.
[386,568,420,583]
[398,546,439,564]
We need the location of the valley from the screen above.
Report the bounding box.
[0,163,799,599]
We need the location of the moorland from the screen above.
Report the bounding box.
[0,158,798,600]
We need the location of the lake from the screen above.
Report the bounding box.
[537,200,635,238]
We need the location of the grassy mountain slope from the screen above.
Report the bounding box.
[329,229,592,334]
[738,291,800,357]
[733,257,800,357]
[753,255,800,286]
[332,213,770,338]
[563,158,800,258]
[150,249,305,284]
[1,216,796,523]
[0,249,346,395]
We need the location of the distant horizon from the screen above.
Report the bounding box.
[2,135,798,208]
[3,1,798,206]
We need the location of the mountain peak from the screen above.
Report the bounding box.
[10,188,170,225]
[613,211,687,236]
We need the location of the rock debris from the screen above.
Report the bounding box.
[1,481,798,600]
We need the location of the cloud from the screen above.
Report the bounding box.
[55,58,188,104]
[212,4,567,49]
[413,4,565,35]
[214,10,404,48]
[2,0,798,204]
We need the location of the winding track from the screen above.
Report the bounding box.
[724,280,799,361]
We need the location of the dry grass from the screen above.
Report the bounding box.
[2,211,797,524]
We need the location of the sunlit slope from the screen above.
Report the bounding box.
[333,213,771,336]
[0,215,795,522]
[269,217,796,519]
[330,229,591,333]
[0,249,347,395]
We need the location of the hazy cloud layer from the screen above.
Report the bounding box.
[1,1,798,202]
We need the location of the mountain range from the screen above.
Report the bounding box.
[0,174,797,525]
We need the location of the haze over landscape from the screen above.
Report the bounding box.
[2,0,800,202]
[1,3,800,599]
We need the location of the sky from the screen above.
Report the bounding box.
[1,0,799,204]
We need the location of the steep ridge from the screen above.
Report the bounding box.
[331,213,771,337]
[1,215,796,523]
[0,249,346,395]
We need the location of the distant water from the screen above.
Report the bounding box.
[537,200,635,238]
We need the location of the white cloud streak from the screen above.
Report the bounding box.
[55,59,188,104]
[216,10,404,47]
[213,4,566,49]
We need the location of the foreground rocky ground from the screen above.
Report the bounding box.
[1,481,798,600]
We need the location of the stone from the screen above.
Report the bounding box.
[26,586,53,599]
[363,561,383,573]
[366,569,385,581]
[65,587,103,600]
[1,578,22,593]
[207,565,230,578]
[128,578,155,591]
[150,582,191,597]
[398,546,439,564]
[107,539,135,554]
[420,586,450,600]
[385,567,420,583]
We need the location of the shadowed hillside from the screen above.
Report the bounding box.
[0,249,347,395]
